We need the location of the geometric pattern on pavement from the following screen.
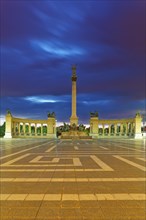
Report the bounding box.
[0,138,145,219]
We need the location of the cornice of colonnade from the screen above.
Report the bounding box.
[98,118,135,124]
[12,117,48,124]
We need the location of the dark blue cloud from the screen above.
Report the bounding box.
[1,1,145,124]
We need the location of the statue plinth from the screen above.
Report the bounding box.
[70,116,78,126]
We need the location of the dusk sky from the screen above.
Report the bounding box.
[1,1,145,125]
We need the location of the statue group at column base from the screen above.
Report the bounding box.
[61,123,91,139]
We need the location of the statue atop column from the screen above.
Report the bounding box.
[71,65,77,81]
[90,111,98,117]
[47,112,55,118]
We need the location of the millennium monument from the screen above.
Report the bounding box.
[4,66,143,139]
[70,65,78,126]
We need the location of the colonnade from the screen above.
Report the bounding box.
[4,111,56,139]
[12,122,48,137]
[90,112,142,139]
[97,122,135,136]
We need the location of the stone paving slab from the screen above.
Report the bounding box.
[0,138,146,219]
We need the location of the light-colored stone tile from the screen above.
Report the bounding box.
[8,194,28,200]
[79,194,97,201]
[64,178,76,182]
[44,194,61,201]
[113,194,133,200]
[73,158,82,166]
[38,178,51,182]
[104,194,116,200]
[76,178,88,182]
[25,194,44,201]
[45,145,57,152]
[51,178,64,182]
[62,194,79,201]
[0,178,14,182]
[96,194,106,200]
[129,194,146,200]
[0,194,10,200]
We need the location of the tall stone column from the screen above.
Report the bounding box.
[4,110,12,138]
[70,65,78,126]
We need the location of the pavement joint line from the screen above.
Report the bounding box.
[114,155,146,171]
[0,193,146,201]
[0,177,146,182]
[0,141,54,159]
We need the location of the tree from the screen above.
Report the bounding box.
[0,122,5,137]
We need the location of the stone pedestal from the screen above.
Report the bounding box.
[47,117,56,138]
[134,113,142,139]
[135,133,143,139]
[4,112,12,139]
[90,116,98,138]
[70,116,78,126]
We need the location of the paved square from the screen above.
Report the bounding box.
[0,138,146,219]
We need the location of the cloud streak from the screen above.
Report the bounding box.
[1,1,145,123]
